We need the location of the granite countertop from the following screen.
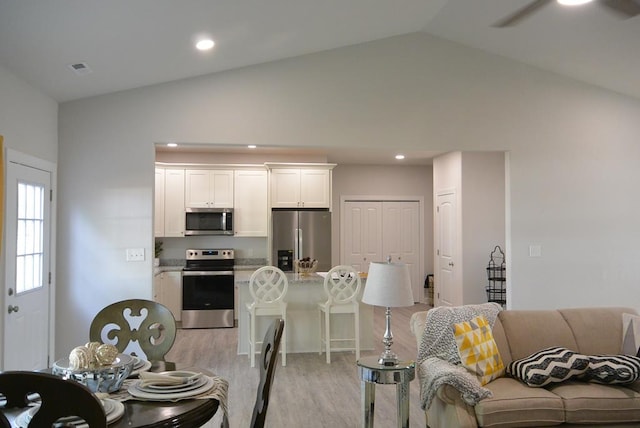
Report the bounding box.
[235,271,326,285]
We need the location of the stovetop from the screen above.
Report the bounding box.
[183,248,234,271]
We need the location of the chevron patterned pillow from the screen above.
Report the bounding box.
[581,354,640,384]
[507,347,589,387]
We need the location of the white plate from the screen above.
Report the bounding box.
[136,374,206,393]
[16,399,124,428]
[129,358,152,377]
[128,375,214,400]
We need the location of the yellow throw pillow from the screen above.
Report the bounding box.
[453,315,505,385]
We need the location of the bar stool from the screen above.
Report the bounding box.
[247,266,288,367]
[318,265,362,363]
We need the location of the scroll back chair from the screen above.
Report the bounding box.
[250,318,285,428]
[89,299,177,369]
[0,371,106,427]
[318,265,362,363]
[246,266,288,367]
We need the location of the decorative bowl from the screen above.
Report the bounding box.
[52,353,134,393]
[294,259,318,275]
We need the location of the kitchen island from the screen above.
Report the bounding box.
[235,270,374,356]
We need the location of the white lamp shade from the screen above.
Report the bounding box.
[362,262,414,307]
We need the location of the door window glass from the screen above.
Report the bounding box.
[16,181,44,294]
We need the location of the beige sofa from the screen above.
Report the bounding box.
[410,307,640,428]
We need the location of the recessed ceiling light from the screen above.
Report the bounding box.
[248,145,257,149]
[395,154,405,160]
[195,39,215,51]
[557,0,594,5]
[167,143,178,148]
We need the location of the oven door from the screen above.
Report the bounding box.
[181,270,234,310]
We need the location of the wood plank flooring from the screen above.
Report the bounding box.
[166,303,430,427]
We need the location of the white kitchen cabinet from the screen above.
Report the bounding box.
[154,168,165,236]
[233,169,268,236]
[155,271,182,322]
[164,169,185,237]
[154,167,185,237]
[269,166,333,208]
[185,169,234,208]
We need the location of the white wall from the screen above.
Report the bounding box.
[0,64,58,367]
[57,32,640,355]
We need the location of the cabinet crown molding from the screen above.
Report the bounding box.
[264,162,336,170]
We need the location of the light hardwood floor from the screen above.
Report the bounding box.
[166,303,430,427]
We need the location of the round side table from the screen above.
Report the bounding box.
[357,356,416,428]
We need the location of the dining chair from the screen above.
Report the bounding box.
[89,299,177,369]
[246,266,288,367]
[250,318,285,428]
[0,371,107,427]
[318,265,362,363]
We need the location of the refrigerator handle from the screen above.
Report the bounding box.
[297,228,303,260]
[294,228,301,260]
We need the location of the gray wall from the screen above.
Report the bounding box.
[52,32,640,356]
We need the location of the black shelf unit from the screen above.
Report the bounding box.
[486,245,506,305]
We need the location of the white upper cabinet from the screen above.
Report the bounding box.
[154,168,165,237]
[164,169,186,237]
[155,167,185,237]
[234,169,268,237]
[185,169,234,208]
[268,164,335,208]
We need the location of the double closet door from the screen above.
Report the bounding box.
[342,201,421,303]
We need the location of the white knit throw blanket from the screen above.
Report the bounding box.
[417,302,502,410]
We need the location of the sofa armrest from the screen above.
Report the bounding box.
[429,385,478,428]
[410,311,428,348]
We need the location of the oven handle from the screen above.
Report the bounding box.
[182,270,234,276]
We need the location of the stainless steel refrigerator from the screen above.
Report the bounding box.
[272,208,332,272]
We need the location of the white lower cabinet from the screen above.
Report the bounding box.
[154,271,182,321]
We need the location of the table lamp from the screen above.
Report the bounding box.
[362,260,414,366]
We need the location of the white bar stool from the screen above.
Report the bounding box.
[318,265,362,363]
[246,266,288,367]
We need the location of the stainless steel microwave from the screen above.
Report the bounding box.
[184,208,234,236]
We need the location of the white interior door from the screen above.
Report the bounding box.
[343,201,382,272]
[435,191,457,307]
[382,201,421,303]
[3,152,53,370]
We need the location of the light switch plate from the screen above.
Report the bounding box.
[126,248,145,262]
[529,245,542,257]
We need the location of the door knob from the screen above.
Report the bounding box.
[8,305,19,314]
[448,262,454,267]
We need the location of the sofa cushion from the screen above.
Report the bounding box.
[621,313,640,356]
[507,347,589,387]
[499,311,578,360]
[558,307,635,356]
[580,354,640,385]
[474,377,565,428]
[548,380,640,424]
[453,315,505,385]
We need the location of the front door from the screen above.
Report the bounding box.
[3,149,53,370]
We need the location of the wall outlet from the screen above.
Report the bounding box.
[126,248,145,262]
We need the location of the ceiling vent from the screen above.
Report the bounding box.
[67,62,92,76]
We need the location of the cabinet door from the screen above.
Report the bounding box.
[164,169,185,237]
[383,201,420,303]
[185,169,211,208]
[300,169,330,208]
[343,201,383,273]
[234,169,267,236]
[211,170,234,207]
[154,168,165,237]
[161,271,182,322]
[270,169,301,208]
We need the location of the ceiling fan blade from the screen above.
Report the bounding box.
[492,0,553,27]
[600,0,640,17]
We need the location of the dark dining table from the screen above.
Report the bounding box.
[1,361,221,428]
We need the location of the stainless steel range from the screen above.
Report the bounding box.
[182,248,234,328]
